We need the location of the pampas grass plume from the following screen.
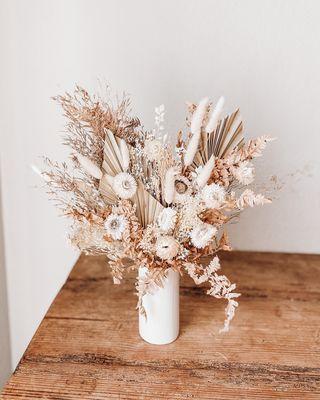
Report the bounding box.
[77,153,103,179]
[196,155,215,188]
[184,131,201,167]
[120,139,130,171]
[191,97,209,135]
[164,167,177,204]
[205,96,225,133]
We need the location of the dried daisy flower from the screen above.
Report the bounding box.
[113,172,137,199]
[144,139,163,162]
[104,214,128,240]
[201,183,226,209]
[156,235,180,260]
[157,208,177,232]
[190,222,217,249]
[231,161,254,185]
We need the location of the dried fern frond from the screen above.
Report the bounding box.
[136,267,169,317]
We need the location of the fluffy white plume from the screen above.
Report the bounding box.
[164,167,178,204]
[196,155,215,188]
[184,132,201,167]
[205,96,225,133]
[119,139,130,171]
[190,97,209,135]
[30,164,49,182]
[76,154,102,179]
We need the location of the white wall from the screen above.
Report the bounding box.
[0,0,319,371]
[0,173,11,388]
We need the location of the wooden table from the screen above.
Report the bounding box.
[1,251,320,399]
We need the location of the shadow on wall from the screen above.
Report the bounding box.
[0,167,11,388]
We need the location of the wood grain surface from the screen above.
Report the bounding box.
[1,251,320,399]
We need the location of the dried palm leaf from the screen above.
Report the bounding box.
[100,129,163,226]
[132,181,164,228]
[191,109,244,170]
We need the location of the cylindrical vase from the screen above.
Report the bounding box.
[138,267,179,345]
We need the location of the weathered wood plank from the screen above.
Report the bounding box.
[3,360,320,399]
[1,251,320,399]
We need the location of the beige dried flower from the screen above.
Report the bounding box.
[173,175,192,203]
[157,208,177,232]
[144,139,163,162]
[113,172,137,199]
[201,183,226,209]
[156,236,179,260]
[190,223,217,249]
[231,161,254,185]
[104,214,128,240]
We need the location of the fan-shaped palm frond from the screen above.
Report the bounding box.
[192,109,244,170]
[100,129,163,227]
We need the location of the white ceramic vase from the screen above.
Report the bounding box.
[138,267,180,345]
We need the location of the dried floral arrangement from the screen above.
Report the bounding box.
[37,86,274,332]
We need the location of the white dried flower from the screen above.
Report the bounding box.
[157,208,177,232]
[175,196,204,241]
[190,223,217,249]
[104,214,128,240]
[231,161,254,185]
[113,172,137,199]
[156,235,179,260]
[173,175,192,203]
[201,183,226,209]
[144,139,163,162]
